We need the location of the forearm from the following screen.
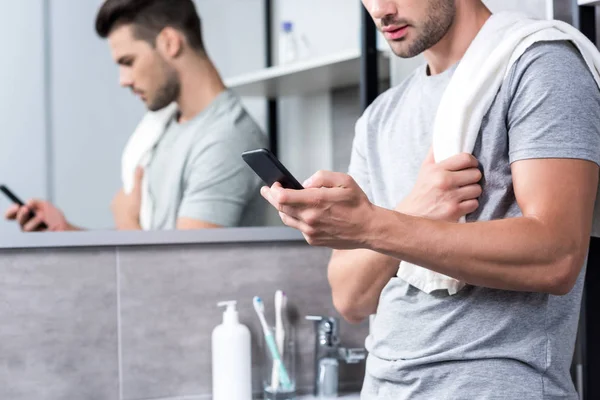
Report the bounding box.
[115,219,142,231]
[328,249,399,323]
[369,207,588,294]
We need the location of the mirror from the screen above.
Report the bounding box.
[0,0,274,234]
[0,0,371,238]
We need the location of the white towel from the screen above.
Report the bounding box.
[121,103,178,230]
[397,11,600,295]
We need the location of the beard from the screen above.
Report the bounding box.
[387,0,456,58]
[146,62,180,112]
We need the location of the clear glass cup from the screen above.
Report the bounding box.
[261,326,296,400]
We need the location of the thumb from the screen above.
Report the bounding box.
[303,171,351,189]
[26,198,43,210]
[133,167,144,191]
[423,147,435,165]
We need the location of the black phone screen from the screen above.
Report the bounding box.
[241,148,304,190]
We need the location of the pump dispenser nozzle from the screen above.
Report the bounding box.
[217,300,239,324]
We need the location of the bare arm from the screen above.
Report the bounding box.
[368,158,598,295]
[265,157,597,313]
[176,218,222,229]
[327,250,398,323]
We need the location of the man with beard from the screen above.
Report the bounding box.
[260,0,600,398]
[5,0,267,231]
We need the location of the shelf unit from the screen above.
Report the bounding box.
[226,49,390,98]
[578,0,600,5]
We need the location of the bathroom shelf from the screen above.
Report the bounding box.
[579,0,600,5]
[225,48,391,98]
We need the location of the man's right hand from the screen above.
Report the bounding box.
[397,148,482,221]
[4,199,71,232]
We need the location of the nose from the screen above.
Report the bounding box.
[119,67,133,88]
[364,0,397,20]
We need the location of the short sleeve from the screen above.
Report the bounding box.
[178,135,261,227]
[348,109,375,202]
[507,41,600,165]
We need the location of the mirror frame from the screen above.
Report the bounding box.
[0,227,304,249]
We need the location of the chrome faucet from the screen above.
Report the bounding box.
[306,315,367,398]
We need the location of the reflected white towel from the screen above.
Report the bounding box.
[397,12,600,295]
[121,103,178,230]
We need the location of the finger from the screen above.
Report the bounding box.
[25,198,43,208]
[23,215,45,232]
[261,186,279,209]
[263,186,304,219]
[439,153,479,172]
[273,185,348,208]
[260,186,270,200]
[303,170,354,189]
[450,167,482,187]
[5,204,19,219]
[455,183,483,201]
[278,211,314,235]
[16,206,33,225]
[457,199,479,216]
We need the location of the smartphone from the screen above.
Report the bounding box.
[0,185,48,230]
[241,148,304,190]
[0,185,27,206]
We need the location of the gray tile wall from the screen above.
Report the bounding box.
[0,248,119,400]
[0,241,368,400]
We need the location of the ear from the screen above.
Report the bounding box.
[156,27,184,59]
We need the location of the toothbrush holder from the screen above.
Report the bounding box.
[261,325,296,400]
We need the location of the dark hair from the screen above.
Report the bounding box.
[95,0,205,53]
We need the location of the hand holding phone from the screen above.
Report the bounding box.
[1,185,48,231]
[241,148,304,190]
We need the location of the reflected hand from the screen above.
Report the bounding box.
[111,167,143,230]
[4,199,70,232]
[261,171,376,249]
[397,148,482,221]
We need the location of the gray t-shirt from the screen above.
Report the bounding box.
[146,89,268,229]
[350,41,600,399]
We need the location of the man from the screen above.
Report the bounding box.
[5,0,267,231]
[262,0,600,398]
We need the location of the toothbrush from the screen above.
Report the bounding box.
[271,290,286,389]
[253,296,292,391]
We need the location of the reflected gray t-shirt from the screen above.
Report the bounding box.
[146,90,268,229]
[350,42,600,399]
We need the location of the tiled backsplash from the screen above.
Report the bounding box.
[0,241,368,400]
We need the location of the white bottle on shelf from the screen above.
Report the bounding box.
[211,300,252,400]
[279,21,298,65]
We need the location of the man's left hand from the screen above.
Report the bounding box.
[111,167,143,230]
[260,171,376,249]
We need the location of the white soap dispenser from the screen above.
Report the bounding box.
[212,300,252,400]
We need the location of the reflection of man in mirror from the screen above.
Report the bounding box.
[4,0,268,231]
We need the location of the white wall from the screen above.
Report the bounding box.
[0,3,47,236]
[483,0,551,19]
[275,0,362,178]
[275,0,361,62]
